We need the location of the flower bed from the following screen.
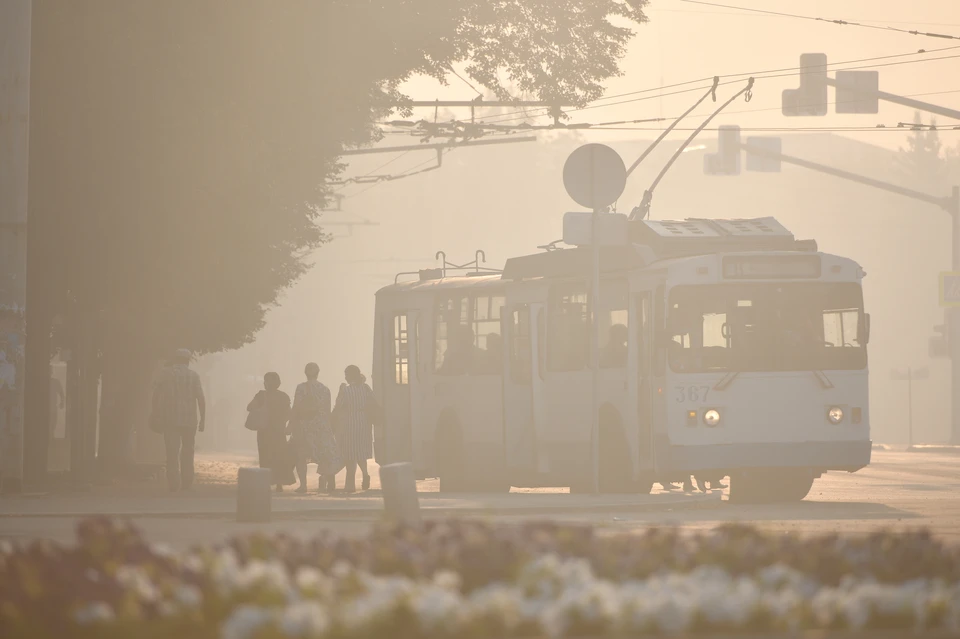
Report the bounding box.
[2,518,960,638]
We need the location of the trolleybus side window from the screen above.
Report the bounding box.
[600,279,629,369]
[473,295,505,375]
[435,295,470,376]
[547,285,589,372]
[392,313,410,385]
[511,306,532,384]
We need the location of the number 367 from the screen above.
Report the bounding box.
[675,386,710,403]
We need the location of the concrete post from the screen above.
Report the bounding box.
[237,467,272,522]
[380,462,421,524]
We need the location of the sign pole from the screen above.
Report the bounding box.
[591,204,601,494]
[561,143,626,495]
[952,187,960,443]
[908,367,914,448]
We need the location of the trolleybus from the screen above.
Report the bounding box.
[372,217,871,501]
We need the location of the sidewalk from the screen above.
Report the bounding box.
[0,488,721,520]
[0,454,722,520]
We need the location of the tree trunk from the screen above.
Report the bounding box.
[96,334,154,478]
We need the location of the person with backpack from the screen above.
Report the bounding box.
[245,372,295,492]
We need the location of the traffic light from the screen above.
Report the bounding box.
[930,323,950,359]
[835,70,880,114]
[782,53,828,116]
[703,125,741,175]
[744,137,782,172]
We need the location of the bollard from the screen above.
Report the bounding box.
[237,467,272,522]
[379,462,421,524]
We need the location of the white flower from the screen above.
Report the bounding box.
[465,585,524,633]
[234,560,292,599]
[841,591,871,631]
[280,601,330,637]
[432,570,462,592]
[115,565,160,603]
[151,543,176,559]
[332,560,353,579]
[176,584,203,609]
[296,567,333,599]
[182,553,205,574]
[411,585,463,633]
[221,605,274,639]
[74,601,115,625]
[650,591,696,635]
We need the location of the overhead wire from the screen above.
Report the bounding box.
[467,45,960,126]
[333,149,413,192]
[679,1,960,41]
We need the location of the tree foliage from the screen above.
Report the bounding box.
[897,111,946,193]
[30,0,647,469]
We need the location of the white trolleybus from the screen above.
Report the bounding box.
[372,217,871,502]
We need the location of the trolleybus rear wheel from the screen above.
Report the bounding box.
[730,469,815,503]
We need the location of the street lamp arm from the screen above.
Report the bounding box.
[739,142,952,211]
[824,77,960,121]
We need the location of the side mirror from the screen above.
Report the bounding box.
[862,313,871,345]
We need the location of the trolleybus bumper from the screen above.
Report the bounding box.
[665,440,872,474]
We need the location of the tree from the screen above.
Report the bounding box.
[27,0,648,478]
[897,111,947,194]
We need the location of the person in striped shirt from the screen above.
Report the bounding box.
[332,365,381,493]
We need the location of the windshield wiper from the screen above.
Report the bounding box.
[813,370,834,389]
[713,371,739,391]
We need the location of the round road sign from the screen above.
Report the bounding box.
[562,143,627,211]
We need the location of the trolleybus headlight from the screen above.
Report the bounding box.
[827,406,844,424]
[703,409,721,427]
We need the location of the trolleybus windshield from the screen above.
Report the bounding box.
[667,282,866,373]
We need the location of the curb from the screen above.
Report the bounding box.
[906,444,960,454]
[0,493,722,521]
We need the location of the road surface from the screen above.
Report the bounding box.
[0,449,957,547]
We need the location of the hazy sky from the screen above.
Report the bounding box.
[401,0,960,150]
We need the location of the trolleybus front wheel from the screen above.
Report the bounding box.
[729,469,815,504]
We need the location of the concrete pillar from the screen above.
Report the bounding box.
[0,0,32,492]
[379,462,421,524]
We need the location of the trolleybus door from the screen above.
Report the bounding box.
[406,311,425,469]
[502,303,535,476]
[381,310,420,466]
[502,302,547,479]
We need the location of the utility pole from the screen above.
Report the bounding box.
[892,367,930,447]
[0,0,31,492]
